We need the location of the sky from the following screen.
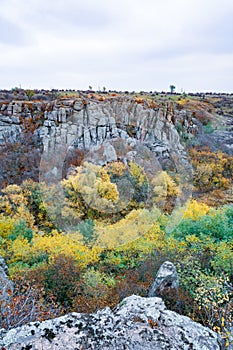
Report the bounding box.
[0,0,233,92]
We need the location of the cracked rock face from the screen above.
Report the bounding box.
[148,261,179,297]
[0,98,183,156]
[0,97,193,189]
[38,97,189,186]
[0,256,14,323]
[0,295,220,350]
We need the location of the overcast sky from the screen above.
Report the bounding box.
[0,0,233,92]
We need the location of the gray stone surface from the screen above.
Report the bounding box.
[0,98,186,157]
[0,256,14,324]
[0,256,10,277]
[148,261,179,297]
[0,295,220,350]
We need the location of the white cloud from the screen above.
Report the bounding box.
[0,0,233,92]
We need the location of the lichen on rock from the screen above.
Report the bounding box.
[0,295,221,350]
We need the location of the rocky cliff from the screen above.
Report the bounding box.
[1,92,232,189]
[0,95,193,188]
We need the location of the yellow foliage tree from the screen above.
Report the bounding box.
[0,184,35,228]
[129,162,147,186]
[62,162,119,219]
[0,216,15,239]
[152,171,180,199]
[182,199,210,220]
[105,161,127,177]
[30,230,100,268]
[190,148,233,193]
[6,229,101,275]
[8,236,32,263]
[95,207,162,248]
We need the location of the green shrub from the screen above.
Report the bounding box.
[8,221,33,242]
[76,219,96,246]
[173,207,233,242]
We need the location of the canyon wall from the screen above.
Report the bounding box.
[0,96,194,188]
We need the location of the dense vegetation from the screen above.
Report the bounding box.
[0,151,232,346]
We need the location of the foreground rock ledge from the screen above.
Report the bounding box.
[0,295,220,350]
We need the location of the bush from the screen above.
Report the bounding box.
[43,254,80,306]
[76,219,96,246]
[0,277,60,330]
[8,220,33,242]
[173,206,233,242]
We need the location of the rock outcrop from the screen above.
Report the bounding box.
[1,93,232,176]
[0,257,13,299]
[0,96,193,189]
[0,256,14,325]
[148,261,179,297]
[0,97,184,155]
[0,294,220,350]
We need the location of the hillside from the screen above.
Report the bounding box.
[0,89,232,348]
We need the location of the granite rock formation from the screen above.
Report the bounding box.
[0,96,193,188]
[0,256,14,326]
[148,261,179,297]
[0,294,220,350]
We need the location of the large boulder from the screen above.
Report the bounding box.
[148,261,179,297]
[0,295,220,349]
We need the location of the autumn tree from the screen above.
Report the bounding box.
[62,162,119,221]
